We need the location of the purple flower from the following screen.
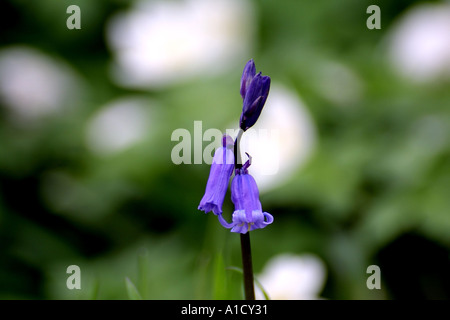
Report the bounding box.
[218,157,273,234]
[239,59,271,132]
[198,135,234,215]
[240,59,256,100]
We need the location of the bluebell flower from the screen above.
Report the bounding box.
[198,135,234,215]
[239,59,271,131]
[218,157,273,234]
[240,59,256,100]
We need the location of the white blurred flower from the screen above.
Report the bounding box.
[233,84,317,192]
[386,3,450,82]
[86,97,151,155]
[315,61,364,107]
[106,0,254,88]
[0,46,82,123]
[256,253,326,300]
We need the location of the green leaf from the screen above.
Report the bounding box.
[89,278,100,300]
[212,253,227,300]
[227,266,270,300]
[125,277,143,300]
[138,250,150,299]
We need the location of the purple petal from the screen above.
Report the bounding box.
[218,213,235,229]
[259,76,271,106]
[241,153,252,173]
[231,224,249,234]
[198,145,234,215]
[240,74,271,131]
[263,212,274,225]
[240,96,263,131]
[251,211,273,230]
[230,210,249,234]
[222,134,234,149]
[240,59,256,100]
[231,172,262,222]
[242,73,262,111]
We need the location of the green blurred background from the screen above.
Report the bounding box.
[1,0,450,300]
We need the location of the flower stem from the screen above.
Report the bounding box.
[240,232,255,300]
[234,129,244,169]
[234,128,255,300]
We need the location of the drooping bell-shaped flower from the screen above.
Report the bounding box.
[218,157,273,233]
[198,135,234,215]
[239,59,271,132]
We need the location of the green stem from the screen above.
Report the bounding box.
[234,129,243,169]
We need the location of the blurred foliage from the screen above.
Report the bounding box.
[1,0,450,300]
